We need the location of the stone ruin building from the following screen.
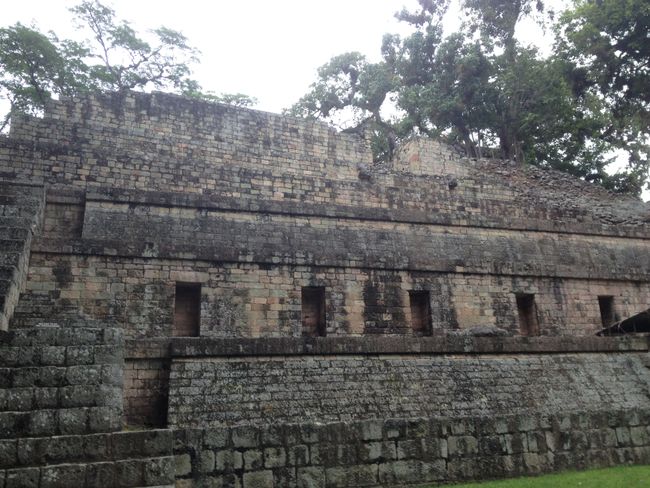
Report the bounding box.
[1,91,650,487]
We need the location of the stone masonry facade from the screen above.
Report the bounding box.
[1,91,650,487]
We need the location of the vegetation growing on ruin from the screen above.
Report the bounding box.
[425,465,650,487]
[291,0,650,196]
[1,0,647,195]
[0,0,256,132]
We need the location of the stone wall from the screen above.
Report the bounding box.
[1,429,174,488]
[2,92,650,487]
[0,323,124,439]
[80,201,650,281]
[16,252,650,338]
[0,182,44,331]
[0,310,175,487]
[1,92,648,240]
[6,91,369,185]
[173,408,650,488]
[165,338,650,429]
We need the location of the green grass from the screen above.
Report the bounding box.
[422,465,650,488]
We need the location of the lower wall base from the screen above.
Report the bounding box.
[172,409,650,488]
[0,430,174,488]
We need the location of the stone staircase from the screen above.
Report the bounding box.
[0,322,175,487]
[0,182,45,331]
[1,429,174,488]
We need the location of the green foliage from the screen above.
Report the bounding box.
[422,464,650,487]
[291,0,650,195]
[0,23,89,130]
[286,52,399,162]
[0,0,256,131]
[70,1,197,92]
[287,52,394,125]
[557,0,650,194]
[185,91,258,108]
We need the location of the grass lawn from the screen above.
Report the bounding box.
[421,465,650,487]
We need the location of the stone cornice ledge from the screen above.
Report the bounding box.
[168,335,649,358]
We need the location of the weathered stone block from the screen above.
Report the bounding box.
[175,453,192,477]
[41,463,86,488]
[359,441,396,463]
[199,450,216,473]
[243,470,273,488]
[378,460,445,485]
[116,459,145,487]
[215,450,243,472]
[0,441,16,469]
[5,467,39,488]
[448,435,479,458]
[296,467,325,488]
[243,449,263,471]
[85,462,116,487]
[232,426,259,448]
[359,420,382,441]
[204,428,229,449]
[264,446,286,468]
[397,438,425,460]
[325,464,378,488]
[287,444,310,467]
[630,426,650,447]
[27,410,56,437]
[144,456,175,485]
[57,408,88,435]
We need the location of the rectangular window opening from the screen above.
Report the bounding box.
[409,290,432,336]
[302,287,326,337]
[598,296,616,327]
[516,293,539,336]
[173,283,201,337]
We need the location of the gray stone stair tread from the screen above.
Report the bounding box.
[0,227,30,240]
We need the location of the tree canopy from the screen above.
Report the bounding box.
[290,0,650,196]
[0,0,256,132]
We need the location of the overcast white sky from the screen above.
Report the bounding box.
[2,0,564,113]
[3,0,422,113]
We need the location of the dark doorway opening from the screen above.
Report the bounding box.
[409,290,432,336]
[516,293,539,336]
[302,287,326,337]
[598,296,616,327]
[173,283,201,337]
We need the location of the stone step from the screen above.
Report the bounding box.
[0,226,31,240]
[0,204,43,219]
[0,196,43,207]
[0,362,120,389]
[0,430,173,486]
[0,326,120,348]
[0,239,27,255]
[1,457,174,487]
[0,385,117,412]
[0,266,16,281]
[0,406,122,439]
[0,278,13,295]
[0,252,21,267]
[0,184,44,198]
[0,216,35,231]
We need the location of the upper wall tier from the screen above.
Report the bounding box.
[1,91,648,238]
[7,91,371,181]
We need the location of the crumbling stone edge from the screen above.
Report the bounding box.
[172,408,650,488]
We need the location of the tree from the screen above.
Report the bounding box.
[287,52,398,161]
[557,0,650,194]
[69,0,198,93]
[0,0,256,132]
[291,0,649,195]
[0,23,89,131]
